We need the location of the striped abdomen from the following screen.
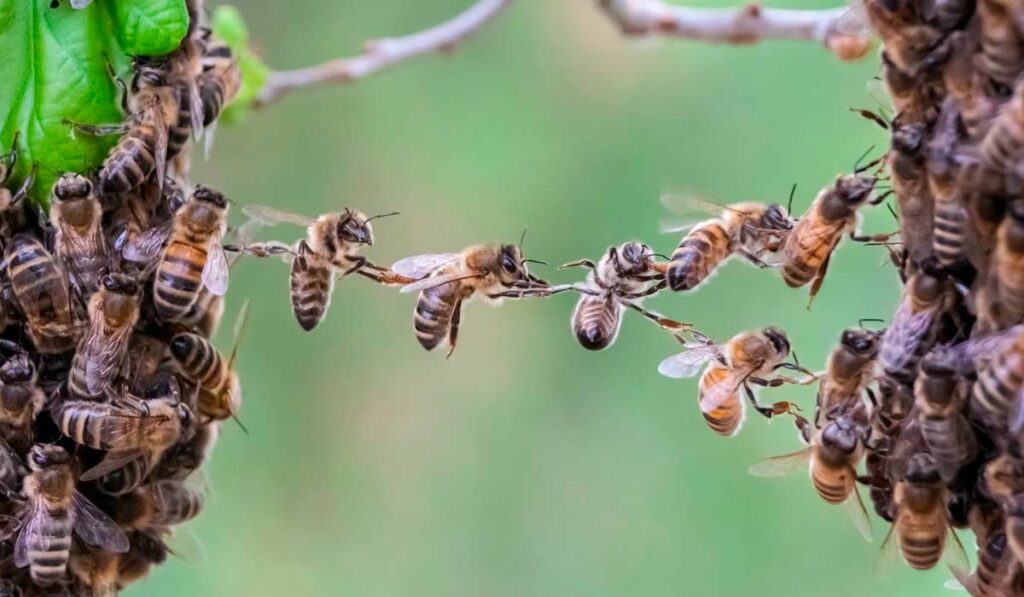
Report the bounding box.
[172,333,227,391]
[52,401,144,451]
[154,237,208,321]
[898,514,946,570]
[973,349,1024,426]
[667,221,733,292]
[698,366,743,437]
[151,481,203,526]
[413,282,460,351]
[981,100,1024,175]
[977,0,1024,87]
[918,414,967,476]
[27,505,72,586]
[7,235,77,353]
[810,461,853,505]
[97,458,149,496]
[99,126,159,193]
[932,195,966,268]
[571,294,622,351]
[181,289,225,336]
[0,386,37,454]
[994,248,1024,324]
[290,241,334,331]
[781,215,842,288]
[168,88,191,159]
[976,532,1012,596]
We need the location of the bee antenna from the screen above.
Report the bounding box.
[230,410,249,434]
[521,258,547,267]
[652,253,670,260]
[858,318,885,328]
[227,300,251,369]
[519,227,528,250]
[365,211,400,223]
[787,183,797,215]
[853,144,877,173]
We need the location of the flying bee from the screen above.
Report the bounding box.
[781,174,879,303]
[13,445,129,587]
[0,353,44,455]
[878,453,969,572]
[660,195,793,292]
[914,355,976,481]
[878,267,952,385]
[123,185,230,321]
[67,274,141,399]
[658,327,816,437]
[239,205,402,331]
[5,233,82,354]
[392,243,552,357]
[560,241,689,351]
[749,402,874,541]
[989,200,1024,326]
[816,327,883,424]
[49,173,106,298]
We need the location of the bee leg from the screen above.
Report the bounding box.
[806,251,833,310]
[339,256,367,278]
[355,260,417,286]
[849,231,898,243]
[9,165,34,209]
[559,259,597,271]
[737,249,778,269]
[622,301,690,331]
[445,299,463,360]
[743,383,800,420]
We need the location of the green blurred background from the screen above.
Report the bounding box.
[129,1,941,595]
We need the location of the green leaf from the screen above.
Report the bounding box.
[0,0,189,208]
[211,5,268,124]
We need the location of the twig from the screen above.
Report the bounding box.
[597,0,873,61]
[256,0,514,107]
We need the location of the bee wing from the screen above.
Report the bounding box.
[659,193,728,217]
[836,1,870,35]
[69,0,93,7]
[83,323,132,395]
[122,225,171,263]
[873,520,902,580]
[163,526,207,564]
[658,218,705,234]
[943,527,970,578]
[879,301,939,371]
[186,77,204,140]
[748,447,811,477]
[144,102,168,196]
[79,449,143,482]
[391,253,462,280]
[843,484,874,543]
[699,368,750,414]
[201,236,230,296]
[931,325,1024,374]
[657,345,721,379]
[241,204,315,228]
[13,498,43,568]
[72,491,129,553]
[399,271,482,294]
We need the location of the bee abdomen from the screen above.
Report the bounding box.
[28,511,72,586]
[100,132,157,193]
[200,79,228,127]
[919,416,962,472]
[154,242,207,320]
[977,532,1009,595]
[571,295,622,351]
[973,358,1024,423]
[413,286,457,351]
[899,529,943,570]
[289,245,333,332]
[932,201,966,267]
[97,459,148,496]
[699,368,742,436]
[667,223,732,291]
[811,471,850,505]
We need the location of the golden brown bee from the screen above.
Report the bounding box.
[124,186,230,321]
[170,333,242,424]
[878,268,951,384]
[68,546,121,597]
[13,445,128,587]
[115,479,204,530]
[0,353,44,455]
[863,0,945,74]
[178,286,225,337]
[658,327,813,437]
[942,28,998,141]
[749,404,874,541]
[989,200,1024,326]
[816,327,882,424]
[561,241,688,351]
[879,453,968,571]
[115,531,168,589]
[660,196,793,292]
[781,174,878,301]
[49,173,106,297]
[68,274,141,399]
[914,356,976,481]
[936,326,1024,430]
[240,205,402,331]
[198,36,241,128]
[952,530,1017,597]
[5,233,82,354]
[393,243,551,357]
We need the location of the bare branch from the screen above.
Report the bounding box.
[597,0,873,61]
[256,0,514,108]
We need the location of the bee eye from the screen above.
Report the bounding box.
[101,275,117,291]
[501,255,517,274]
[31,451,46,467]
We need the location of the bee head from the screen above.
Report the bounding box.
[905,453,941,484]
[192,185,227,209]
[909,268,947,303]
[497,244,526,281]
[28,444,69,471]
[52,173,92,201]
[760,204,793,231]
[762,326,790,358]
[132,58,169,90]
[820,415,859,454]
[101,273,140,297]
[891,120,927,156]
[839,328,881,356]
[835,174,877,206]
[338,209,374,246]
[0,354,34,384]
[617,241,652,272]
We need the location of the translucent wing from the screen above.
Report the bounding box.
[203,119,219,159]
[186,78,204,140]
[146,102,168,196]
[122,225,170,263]
[658,218,705,234]
[400,271,482,294]
[201,236,230,296]
[879,301,939,371]
[80,450,144,482]
[163,527,207,564]
[391,253,461,280]
[844,484,874,543]
[659,193,729,217]
[930,326,1024,374]
[836,0,870,35]
[1010,384,1024,433]
[72,491,129,553]
[699,368,750,414]
[241,204,315,228]
[69,0,94,8]
[83,320,133,395]
[657,344,721,379]
[874,521,902,580]
[943,528,971,577]
[13,498,43,568]
[748,447,811,477]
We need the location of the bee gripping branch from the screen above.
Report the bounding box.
[253,0,515,108]
[596,0,874,61]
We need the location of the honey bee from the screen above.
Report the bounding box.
[49,173,106,297]
[13,445,128,587]
[5,233,81,354]
[115,531,168,589]
[926,101,970,270]
[658,327,814,437]
[977,0,1024,90]
[879,452,969,572]
[660,196,793,292]
[115,480,204,530]
[198,36,241,128]
[68,274,141,399]
[886,117,938,266]
[154,421,218,481]
[980,80,1024,178]
[749,403,874,541]
[914,355,976,481]
[0,353,44,455]
[123,186,230,321]
[781,174,879,302]
[942,28,998,141]
[170,333,241,425]
[240,205,402,331]
[881,51,941,124]
[878,268,951,385]
[816,327,883,425]
[988,200,1024,326]
[560,241,689,351]
[863,0,945,74]
[392,243,552,357]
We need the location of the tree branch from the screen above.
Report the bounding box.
[255,0,514,108]
[597,0,873,61]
